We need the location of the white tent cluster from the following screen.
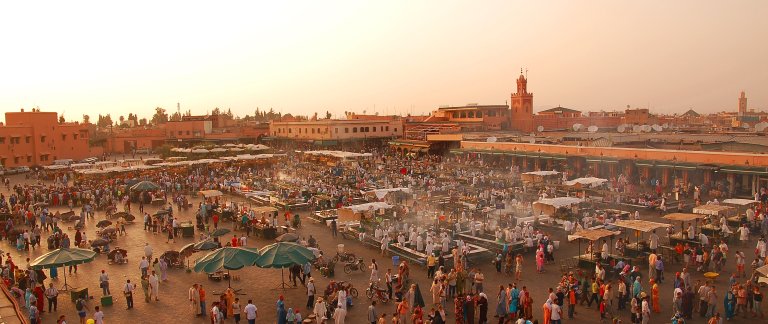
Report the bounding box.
[303,150,373,159]
[564,177,608,187]
[171,144,270,154]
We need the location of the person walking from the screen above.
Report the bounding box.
[306,277,316,309]
[45,283,58,312]
[149,271,160,301]
[141,275,150,303]
[99,270,110,296]
[189,283,201,317]
[123,279,135,309]
[244,299,257,324]
[200,285,207,316]
[368,300,378,324]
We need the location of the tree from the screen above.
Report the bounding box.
[169,111,182,121]
[97,114,113,128]
[211,107,221,115]
[325,110,332,119]
[139,118,147,126]
[119,115,125,123]
[151,107,168,125]
[58,115,65,124]
[226,108,233,118]
[82,115,90,124]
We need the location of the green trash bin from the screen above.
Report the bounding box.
[181,223,194,238]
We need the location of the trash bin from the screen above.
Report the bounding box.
[101,295,113,306]
[392,255,399,266]
[181,222,194,238]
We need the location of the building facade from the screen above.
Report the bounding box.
[269,116,403,146]
[0,109,100,167]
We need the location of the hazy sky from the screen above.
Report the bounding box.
[1,1,766,122]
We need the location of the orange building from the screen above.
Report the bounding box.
[0,109,100,168]
[107,115,268,153]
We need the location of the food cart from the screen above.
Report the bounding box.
[692,204,736,237]
[663,213,708,246]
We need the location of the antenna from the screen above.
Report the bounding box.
[525,68,528,79]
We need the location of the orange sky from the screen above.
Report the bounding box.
[0,1,766,122]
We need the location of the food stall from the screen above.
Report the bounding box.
[532,197,583,223]
[692,204,736,237]
[521,171,561,188]
[722,199,759,226]
[612,220,671,258]
[568,228,621,269]
[663,213,708,246]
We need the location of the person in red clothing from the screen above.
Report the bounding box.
[212,214,219,229]
[231,235,238,247]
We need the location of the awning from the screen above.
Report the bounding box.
[568,228,620,242]
[613,220,671,232]
[663,213,707,221]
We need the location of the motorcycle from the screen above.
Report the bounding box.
[365,282,390,303]
[332,251,356,263]
[343,257,366,274]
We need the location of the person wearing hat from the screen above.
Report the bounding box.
[333,302,347,324]
[306,277,316,309]
[313,297,327,321]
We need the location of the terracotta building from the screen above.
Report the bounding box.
[268,115,403,146]
[107,115,268,153]
[0,109,101,167]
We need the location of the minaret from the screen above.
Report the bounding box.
[510,68,534,132]
[738,91,747,116]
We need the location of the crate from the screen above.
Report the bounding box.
[101,295,113,306]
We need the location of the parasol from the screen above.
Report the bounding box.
[30,248,97,291]
[130,181,161,191]
[96,220,113,228]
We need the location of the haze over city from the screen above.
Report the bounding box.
[1,1,766,121]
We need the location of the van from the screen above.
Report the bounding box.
[80,157,98,164]
[53,159,74,166]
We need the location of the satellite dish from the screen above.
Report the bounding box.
[486,136,498,143]
[743,123,750,129]
[652,124,663,132]
[572,124,583,132]
[642,125,652,132]
[632,125,641,133]
[587,125,598,133]
[662,123,669,129]
[537,126,545,132]
[617,125,626,133]
[529,138,536,144]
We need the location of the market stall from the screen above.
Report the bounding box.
[521,171,561,187]
[612,220,671,258]
[568,228,620,269]
[532,197,583,222]
[722,199,759,226]
[663,213,708,246]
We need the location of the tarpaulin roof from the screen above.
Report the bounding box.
[612,220,671,232]
[534,197,583,208]
[692,204,736,216]
[663,213,708,221]
[568,228,619,242]
[721,198,758,206]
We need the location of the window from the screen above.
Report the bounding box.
[40,136,46,143]
[453,112,459,118]
[311,128,315,134]
[468,112,475,118]
[477,111,483,118]
[0,137,4,144]
[0,158,5,166]
[394,128,398,132]
[186,131,190,135]
[305,128,308,134]
[288,128,292,133]
[40,155,48,162]
[345,128,349,133]
[298,128,301,134]
[26,156,31,163]
[336,128,339,133]
[61,134,66,141]
[460,112,466,118]
[373,127,377,132]
[488,111,496,117]
[73,134,78,140]
[14,157,19,164]
[352,127,358,133]
[25,136,31,143]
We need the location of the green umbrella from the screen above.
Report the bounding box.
[193,240,220,251]
[254,242,316,290]
[30,248,97,291]
[193,247,260,287]
[210,228,231,238]
[256,242,315,290]
[254,242,315,268]
[130,181,161,191]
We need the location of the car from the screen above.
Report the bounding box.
[12,166,30,174]
[134,148,152,154]
[80,157,98,164]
